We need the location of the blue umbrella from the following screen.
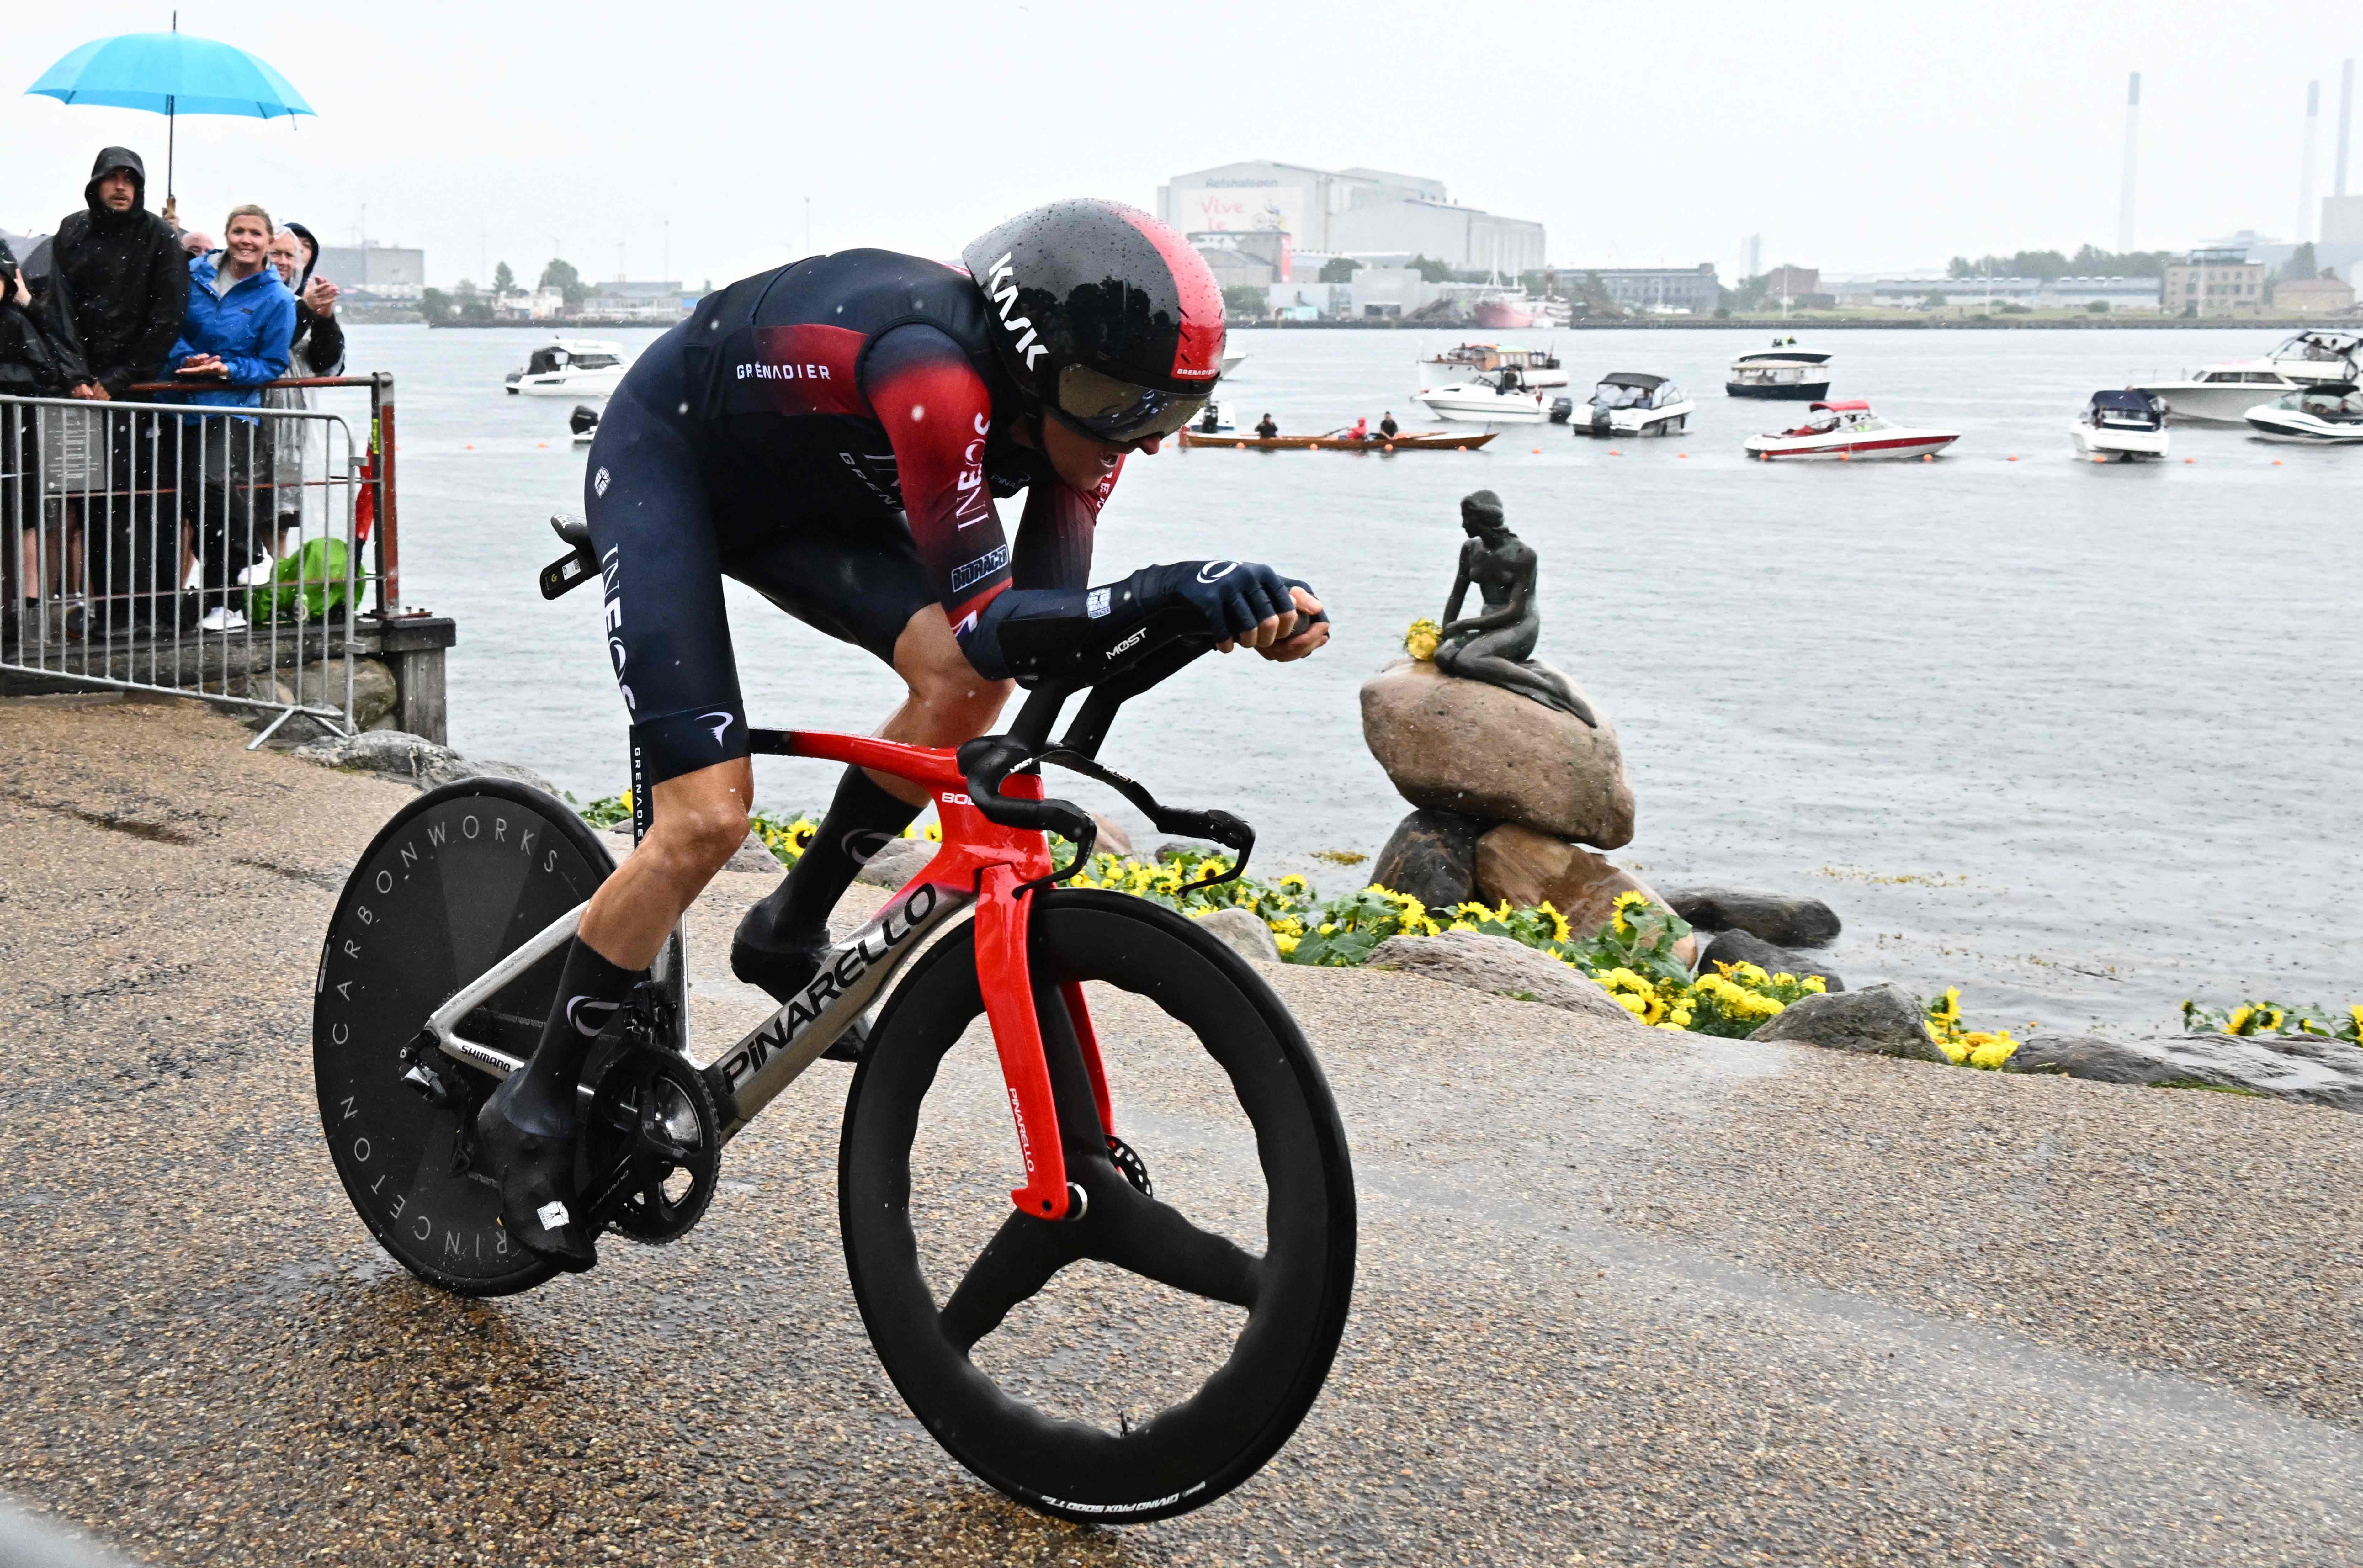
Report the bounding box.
[25,22,314,203]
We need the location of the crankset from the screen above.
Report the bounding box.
[581,1045,722,1244]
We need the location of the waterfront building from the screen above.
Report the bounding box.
[2164,249,2270,316]
[1160,160,1544,276]
[1567,265,1721,315]
[582,280,693,321]
[1762,264,1819,299]
[315,241,424,305]
[2273,273,2357,315]
[1828,276,2161,310]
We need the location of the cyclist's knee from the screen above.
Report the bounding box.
[644,764,754,879]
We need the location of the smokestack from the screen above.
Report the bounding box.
[2118,72,2140,253]
[2301,81,2322,244]
[2338,60,2354,198]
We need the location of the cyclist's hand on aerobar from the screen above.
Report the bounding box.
[1152,561,1329,656]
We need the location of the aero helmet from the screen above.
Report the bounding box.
[961,199,1225,444]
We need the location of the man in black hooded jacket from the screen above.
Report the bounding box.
[50,148,185,400]
[46,148,190,630]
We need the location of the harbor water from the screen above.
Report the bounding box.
[362,322,2360,1035]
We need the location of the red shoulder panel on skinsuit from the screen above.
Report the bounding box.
[742,324,872,418]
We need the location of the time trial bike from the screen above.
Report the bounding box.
[311,520,1357,1522]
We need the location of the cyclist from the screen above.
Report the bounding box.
[478,199,1330,1269]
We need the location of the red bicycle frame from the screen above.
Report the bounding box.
[780,728,1112,1223]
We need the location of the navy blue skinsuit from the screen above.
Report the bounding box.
[584,250,1117,785]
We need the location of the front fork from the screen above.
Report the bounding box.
[972,865,1115,1222]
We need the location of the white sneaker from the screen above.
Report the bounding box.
[235,554,276,587]
[199,606,248,633]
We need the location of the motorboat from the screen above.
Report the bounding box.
[2128,365,2302,425]
[1472,294,1537,330]
[1180,429,1495,451]
[1743,400,1959,461]
[503,339,630,397]
[2069,391,2169,461]
[1219,349,1249,377]
[1413,372,1549,424]
[2243,382,2363,444]
[1417,342,1567,389]
[569,404,601,446]
[2132,331,2359,424]
[1572,372,1693,438]
[1186,400,1237,435]
[1725,346,1833,400]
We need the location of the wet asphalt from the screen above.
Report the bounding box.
[3,694,2360,1567]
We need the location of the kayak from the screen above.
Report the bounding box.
[1180,430,1497,451]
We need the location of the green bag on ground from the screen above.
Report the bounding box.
[247,537,361,623]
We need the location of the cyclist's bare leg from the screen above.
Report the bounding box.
[477,759,752,1270]
[733,607,1014,1000]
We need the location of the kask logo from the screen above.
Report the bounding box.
[981,252,1047,371]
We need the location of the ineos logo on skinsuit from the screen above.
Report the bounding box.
[1197,561,1239,583]
[699,711,734,747]
[565,996,621,1037]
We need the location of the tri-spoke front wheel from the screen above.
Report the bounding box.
[839,890,1356,1522]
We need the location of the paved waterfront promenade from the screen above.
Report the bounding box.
[3,694,2360,1566]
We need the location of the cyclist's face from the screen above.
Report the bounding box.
[1040,413,1159,493]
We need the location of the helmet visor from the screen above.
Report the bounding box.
[1056,363,1208,444]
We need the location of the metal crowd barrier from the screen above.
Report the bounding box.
[0,375,400,744]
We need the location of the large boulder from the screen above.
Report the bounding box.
[1750,984,1943,1063]
[1371,808,1487,909]
[291,730,558,796]
[1360,659,1634,848]
[1365,931,1639,1027]
[1661,884,1841,949]
[1700,927,1843,991]
[2007,1032,2363,1111]
[1195,907,1282,964]
[1473,824,1695,965]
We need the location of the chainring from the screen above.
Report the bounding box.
[1105,1133,1154,1199]
[582,1045,722,1244]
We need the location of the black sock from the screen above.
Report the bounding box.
[744,767,921,948]
[506,939,639,1132]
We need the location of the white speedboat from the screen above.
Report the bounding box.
[1743,400,1959,461]
[1726,347,1832,400]
[1417,342,1567,390]
[1572,372,1693,438]
[2243,382,2363,444]
[504,339,630,397]
[1414,374,1548,425]
[2069,390,2169,461]
[2132,331,2359,424]
[1220,349,1249,377]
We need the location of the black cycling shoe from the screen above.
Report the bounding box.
[474,1079,598,1273]
[730,914,862,1061]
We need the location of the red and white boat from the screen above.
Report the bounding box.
[1743,400,1960,462]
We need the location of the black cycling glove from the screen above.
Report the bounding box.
[965,559,1317,685]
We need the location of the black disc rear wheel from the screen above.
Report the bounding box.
[840,890,1356,1522]
[313,779,614,1296]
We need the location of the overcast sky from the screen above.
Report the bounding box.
[3,2,2352,286]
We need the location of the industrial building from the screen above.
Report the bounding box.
[2164,249,2270,316]
[1160,161,1544,277]
[1569,265,1721,315]
[314,241,424,304]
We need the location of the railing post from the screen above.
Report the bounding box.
[370,372,399,617]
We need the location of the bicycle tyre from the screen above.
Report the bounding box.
[313,778,614,1296]
[839,889,1356,1522]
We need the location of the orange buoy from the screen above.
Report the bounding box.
[2007,455,2018,462]
[464,443,474,450]
[1838,451,1850,461]
[2091,455,2105,464]
[2273,459,2284,465]
[1456,445,1467,452]
[2185,457,2195,463]
[1677,453,1689,458]
[1607,448,1621,456]
[1923,453,1934,462]
[1532,448,1542,454]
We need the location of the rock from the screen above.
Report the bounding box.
[290,730,560,796]
[1749,984,1943,1062]
[726,832,783,875]
[1365,930,1640,1027]
[244,657,397,744]
[1699,928,1843,991]
[1661,884,1841,949]
[1472,824,1696,965]
[1195,907,1282,964]
[2007,1032,2363,1111]
[1359,659,1634,848]
[855,835,937,888]
[1090,812,1132,857]
[1371,808,1487,909]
